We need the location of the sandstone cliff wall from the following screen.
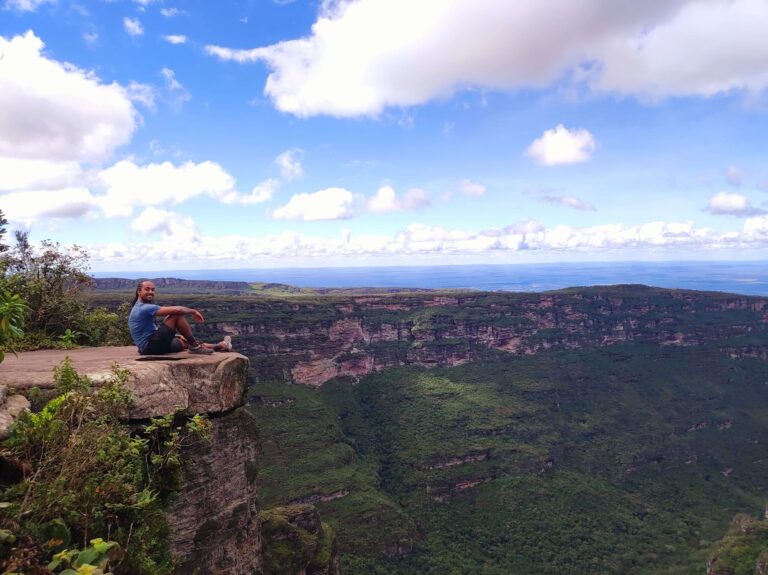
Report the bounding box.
[192,287,768,386]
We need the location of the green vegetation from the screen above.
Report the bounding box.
[706,512,768,575]
[0,233,131,351]
[0,290,26,363]
[260,504,338,575]
[250,344,768,574]
[0,359,209,574]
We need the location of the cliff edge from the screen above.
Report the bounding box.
[0,347,261,575]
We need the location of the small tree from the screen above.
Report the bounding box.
[3,232,92,342]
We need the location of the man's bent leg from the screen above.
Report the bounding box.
[142,324,181,355]
[164,315,212,354]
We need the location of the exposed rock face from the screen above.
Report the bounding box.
[0,389,30,439]
[0,347,248,418]
[260,504,341,575]
[192,286,768,386]
[170,407,261,575]
[0,348,259,575]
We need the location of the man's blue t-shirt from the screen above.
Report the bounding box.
[129,302,160,353]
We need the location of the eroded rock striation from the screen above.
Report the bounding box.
[189,285,768,386]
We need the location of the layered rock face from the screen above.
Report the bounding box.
[193,286,768,386]
[260,504,341,575]
[0,347,261,575]
[170,407,261,575]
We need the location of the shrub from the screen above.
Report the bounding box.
[0,290,26,362]
[0,358,210,574]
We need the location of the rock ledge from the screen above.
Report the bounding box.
[0,346,249,420]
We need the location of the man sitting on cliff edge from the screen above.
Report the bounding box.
[129,280,232,355]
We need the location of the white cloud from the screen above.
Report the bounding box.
[0,31,138,163]
[367,186,398,213]
[131,207,199,242]
[526,125,596,166]
[123,17,144,37]
[274,148,304,181]
[725,166,743,187]
[96,160,238,217]
[592,0,768,99]
[367,185,430,213]
[219,179,279,205]
[87,216,768,266]
[705,192,766,217]
[160,7,183,17]
[125,81,157,109]
[4,0,54,11]
[542,194,596,211]
[160,67,190,108]
[0,157,83,193]
[460,179,486,197]
[162,34,187,45]
[83,32,98,45]
[205,0,768,117]
[2,188,97,226]
[272,187,357,221]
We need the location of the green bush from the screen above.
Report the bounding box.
[0,289,26,362]
[0,358,210,574]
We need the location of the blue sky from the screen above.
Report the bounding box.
[2,0,768,271]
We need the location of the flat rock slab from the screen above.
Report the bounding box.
[0,347,250,419]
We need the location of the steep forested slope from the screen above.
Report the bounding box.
[251,345,768,574]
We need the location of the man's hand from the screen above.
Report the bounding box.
[192,309,204,323]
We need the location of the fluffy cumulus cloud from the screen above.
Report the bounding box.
[274,148,304,181]
[85,216,768,266]
[204,0,768,117]
[131,207,200,242]
[705,192,766,217]
[1,188,97,225]
[96,160,238,217]
[162,34,187,45]
[526,125,596,166]
[160,7,183,17]
[0,31,137,163]
[123,17,144,37]
[541,194,596,211]
[272,187,357,221]
[367,186,430,213]
[0,31,143,226]
[219,179,280,205]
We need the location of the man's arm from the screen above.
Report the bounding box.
[155,306,205,322]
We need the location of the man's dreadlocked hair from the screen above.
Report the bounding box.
[132,279,150,306]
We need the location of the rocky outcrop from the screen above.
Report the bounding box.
[0,387,30,439]
[0,347,259,575]
[170,407,261,575]
[0,347,248,418]
[192,286,768,386]
[707,512,768,575]
[260,504,341,575]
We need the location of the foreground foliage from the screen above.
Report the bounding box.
[0,232,132,351]
[0,359,209,574]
